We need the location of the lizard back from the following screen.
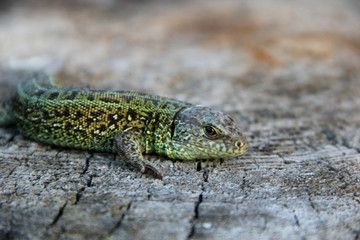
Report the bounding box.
[13,74,191,153]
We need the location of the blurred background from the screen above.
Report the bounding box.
[1,0,359,94]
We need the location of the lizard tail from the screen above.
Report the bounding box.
[0,96,16,126]
[0,73,57,127]
[17,73,58,99]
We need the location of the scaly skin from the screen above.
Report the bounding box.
[0,73,248,179]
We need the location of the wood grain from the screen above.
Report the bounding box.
[0,0,359,239]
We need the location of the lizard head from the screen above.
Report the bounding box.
[168,106,248,160]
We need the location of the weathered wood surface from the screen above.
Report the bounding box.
[0,0,359,239]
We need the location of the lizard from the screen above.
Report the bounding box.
[0,73,248,179]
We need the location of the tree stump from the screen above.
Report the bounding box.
[0,1,359,239]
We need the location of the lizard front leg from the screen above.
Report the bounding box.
[114,132,163,180]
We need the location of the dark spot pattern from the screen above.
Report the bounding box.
[54,110,62,117]
[107,113,121,128]
[63,106,70,117]
[85,117,94,126]
[170,121,176,139]
[127,109,136,121]
[65,91,78,100]
[49,92,59,100]
[99,124,107,132]
[42,110,51,120]
[35,90,46,96]
[87,95,94,101]
[76,110,84,118]
[99,94,120,104]
[64,122,73,132]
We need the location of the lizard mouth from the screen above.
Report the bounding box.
[171,139,247,159]
[191,141,247,154]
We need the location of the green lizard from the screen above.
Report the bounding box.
[0,73,248,179]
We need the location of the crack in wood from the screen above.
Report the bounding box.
[187,178,204,239]
[203,169,209,182]
[0,229,12,240]
[196,161,202,171]
[107,202,132,236]
[147,187,151,200]
[308,196,316,211]
[74,153,94,204]
[87,175,93,187]
[6,167,17,178]
[240,170,248,192]
[50,201,68,227]
[353,230,360,240]
[74,187,85,205]
[82,154,92,175]
[293,213,300,227]
[75,177,93,205]
[194,193,203,219]
[187,192,203,239]
[283,204,301,228]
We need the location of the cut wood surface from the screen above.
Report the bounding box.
[0,0,359,239]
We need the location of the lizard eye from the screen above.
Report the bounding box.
[204,125,218,139]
